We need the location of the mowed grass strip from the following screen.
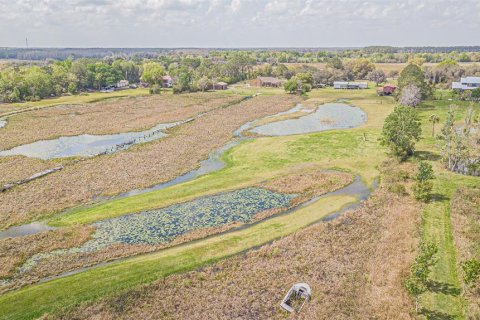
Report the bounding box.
[419,173,479,319]
[0,194,356,320]
[414,100,479,318]
[51,89,394,226]
[50,127,383,226]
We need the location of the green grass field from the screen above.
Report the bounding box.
[414,101,479,319]
[50,88,388,226]
[0,194,356,320]
[0,87,393,319]
[0,87,477,319]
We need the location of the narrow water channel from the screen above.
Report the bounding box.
[0,121,186,160]
[0,102,368,240]
[0,174,376,289]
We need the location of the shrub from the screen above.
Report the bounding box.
[413,162,435,202]
[405,241,438,314]
[149,85,161,95]
[413,181,433,201]
[302,83,312,94]
[462,258,480,288]
[416,161,435,181]
[388,183,408,196]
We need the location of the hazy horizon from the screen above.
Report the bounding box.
[1,0,478,48]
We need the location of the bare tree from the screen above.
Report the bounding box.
[197,76,210,92]
[367,70,386,86]
[400,84,422,107]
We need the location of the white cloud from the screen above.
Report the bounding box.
[0,0,478,47]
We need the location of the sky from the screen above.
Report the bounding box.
[0,0,479,48]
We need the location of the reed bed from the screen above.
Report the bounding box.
[47,185,420,320]
[0,94,301,228]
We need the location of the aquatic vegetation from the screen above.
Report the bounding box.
[46,187,421,320]
[92,187,295,245]
[0,94,300,228]
[16,188,295,275]
[0,93,240,151]
[0,226,93,279]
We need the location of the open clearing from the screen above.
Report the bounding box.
[0,94,300,228]
[0,87,397,319]
[0,89,149,117]
[0,85,478,320]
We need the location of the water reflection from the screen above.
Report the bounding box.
[0,121,184,160]
[250,103,367,136]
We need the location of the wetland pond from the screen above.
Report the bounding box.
[250,103,366,136]
[0,121,184,160]
[0,102,369,240]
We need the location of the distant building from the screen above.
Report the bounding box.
[213,82,228,90]
[250,76,283,87]
[162,76,173,88]
[116,80,129,88]
[334,81,368,89]
[381,84,397,95]
[452,77,480,90]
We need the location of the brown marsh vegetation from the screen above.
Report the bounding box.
[0,170,349,293]
[0,93,241,150]
[47,180,421,320]
[0,226,93,280]
[0,94,301,229]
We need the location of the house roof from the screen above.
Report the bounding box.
[258,76,282,83]
[162,75,172,81]
[461,77,480,84]
[452,82,465,89]
[216,82,228,85]
[334,81,368,86]
[384,84,397,88]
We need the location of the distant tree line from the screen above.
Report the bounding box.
[2,49,480,102]
[1,47,480,63]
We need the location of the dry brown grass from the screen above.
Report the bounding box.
[451,187,480,318]
[0,226,93,280]
[0,93,241,150]
[258,166,353,196]
[47,184,420,320]
[2,170,351,292]
[0,94,301,228]
[0,156,53,186]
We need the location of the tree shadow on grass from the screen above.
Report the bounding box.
[426,280,461,296]
[415,150,442,161]
[419,308,456,320]
[429,193,449,202]
[418,104,437,111]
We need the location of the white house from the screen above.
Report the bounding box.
[333,81,368,89]
[116,79,129,88]
[452,77,480,90]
